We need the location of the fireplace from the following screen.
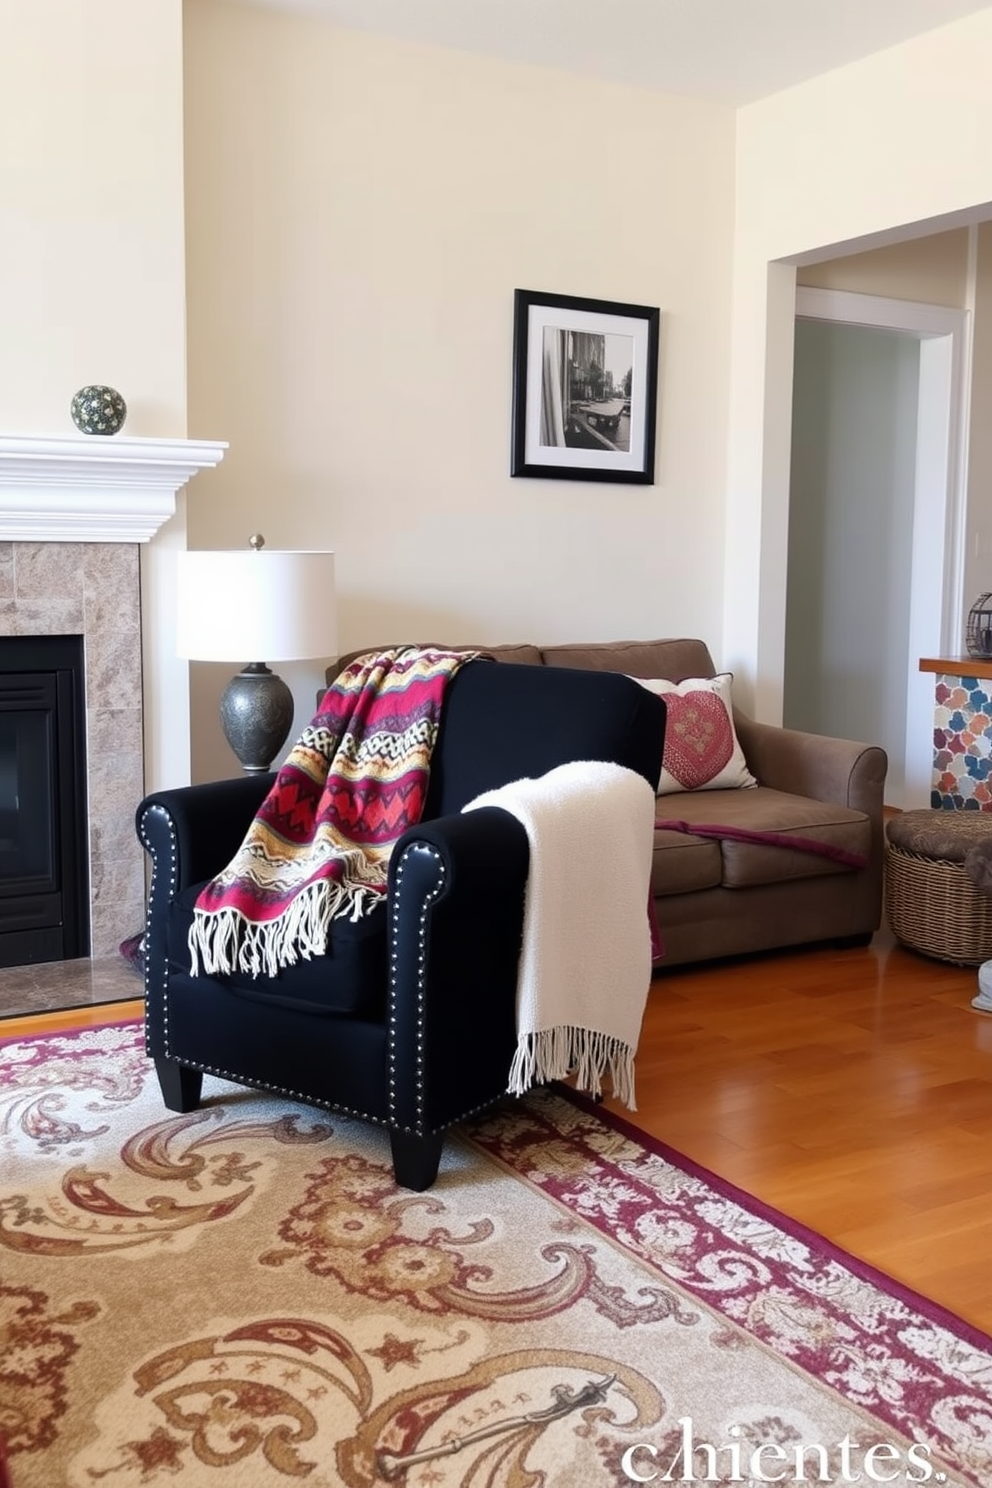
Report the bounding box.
[0,433,227,967]
[0,635,89,965]
[0,540,147,961]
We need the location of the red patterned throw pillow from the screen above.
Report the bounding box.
[630,674,757,795]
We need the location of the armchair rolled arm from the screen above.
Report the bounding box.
[386,807,530,1133]
[136,777,274,1012]
[136,775,275,894]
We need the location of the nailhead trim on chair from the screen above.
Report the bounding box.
[155,1055,394,1127]
[138,808,500,1143]
[137,803,177,1052]
[386,843,511,1135]
[138,800,403,1127]
[388,841,445,1132]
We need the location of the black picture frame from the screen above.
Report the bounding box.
[510,288,660,483]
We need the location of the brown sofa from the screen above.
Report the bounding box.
[333,639,888,969]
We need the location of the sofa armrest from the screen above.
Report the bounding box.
[733,712,888,820]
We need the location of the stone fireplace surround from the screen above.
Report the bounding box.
[0,542,145,956]
[0,433,226,961]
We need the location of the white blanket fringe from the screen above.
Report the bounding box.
[188,877,383,979]
[508,1027,638,1108]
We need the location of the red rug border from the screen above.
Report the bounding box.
[555,1082,992,1355]
[4,1015,988,1358]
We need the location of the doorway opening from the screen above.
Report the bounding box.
[786,287,968,809]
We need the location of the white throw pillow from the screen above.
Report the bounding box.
[630,674,757,795]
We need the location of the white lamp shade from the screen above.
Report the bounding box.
[176,549,337,663]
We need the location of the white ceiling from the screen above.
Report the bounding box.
[233,0,992,104]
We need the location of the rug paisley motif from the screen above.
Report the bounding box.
[1,1019,990,1487]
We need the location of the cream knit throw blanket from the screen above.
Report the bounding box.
[463,760,656,1108]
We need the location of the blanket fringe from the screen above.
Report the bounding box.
[188,878,384,979]
[507,1027,638,1110]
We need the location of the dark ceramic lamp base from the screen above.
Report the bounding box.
[220,663,294,773]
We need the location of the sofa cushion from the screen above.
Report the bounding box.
[651,830,724,896]
[653,786,870,893]
[633,674,757,794]
[167,882,388,1018]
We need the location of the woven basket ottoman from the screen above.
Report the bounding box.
[885,809,992,965]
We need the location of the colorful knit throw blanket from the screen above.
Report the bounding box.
[188,646,478,978]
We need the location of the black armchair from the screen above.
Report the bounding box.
[136,660,665,1190]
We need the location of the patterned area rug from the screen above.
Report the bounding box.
[1,1019,990,1487]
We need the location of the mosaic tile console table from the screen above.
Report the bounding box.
[920,655,992,810]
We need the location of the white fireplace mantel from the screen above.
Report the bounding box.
[0,432,228,543]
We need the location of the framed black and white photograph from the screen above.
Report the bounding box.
[511,288,660,484]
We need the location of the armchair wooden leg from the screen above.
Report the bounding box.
[389,1129,444,1192]
[155,1057,203,1113]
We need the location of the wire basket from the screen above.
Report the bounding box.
[965,593,992,659]
[885,843,992,965]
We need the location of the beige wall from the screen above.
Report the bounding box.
[9,3,992,792]
[183,1,737,780]
[730,8,992,720]
[0,0,192,790]
[0,0,187,435]
[797,229,971,307]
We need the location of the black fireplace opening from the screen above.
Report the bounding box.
[0,635,89,966]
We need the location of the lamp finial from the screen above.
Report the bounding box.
[249,532,265,551]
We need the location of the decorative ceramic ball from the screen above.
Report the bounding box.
[70,385,127,435]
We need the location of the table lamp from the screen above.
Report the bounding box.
[176,535,337,773]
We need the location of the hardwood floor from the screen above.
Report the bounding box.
[4,926,991,1335]
[604,924,992,1333]
[0,998,144,1041]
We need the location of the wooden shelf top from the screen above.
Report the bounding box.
[919,655,992,680]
